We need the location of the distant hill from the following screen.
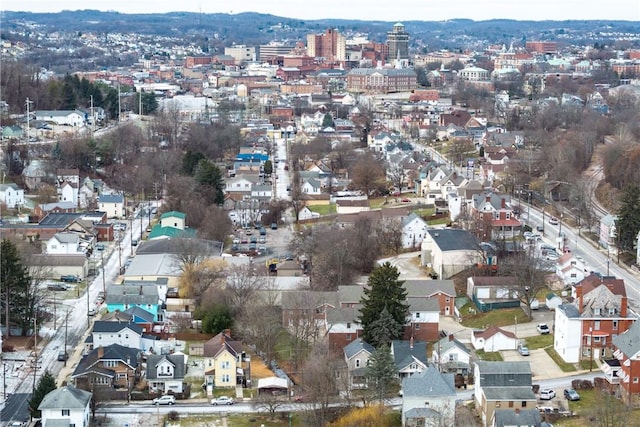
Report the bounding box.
[1,10,638,50]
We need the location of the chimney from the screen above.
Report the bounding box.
[501,198,506,209]
[621,297,628,317]
[449,334,454,342]
[98,346,104,359]
[486,196,491,203]
[576,285,583,314]
[139,285,143,295]
[515,408,520,415]
[410,336,414,349]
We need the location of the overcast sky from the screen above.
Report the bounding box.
[2,0,639,21]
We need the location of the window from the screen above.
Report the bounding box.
[221,361,230,369]
[104,360,117,368]
[415,312,421,318]
[594,308,601,316]
[446,297,450,302]
[346,334,352,341]
[522,401,527,407]
[594,320,601,330]
[355,359,360,368]
[448,354,455,362]
[222,374,230,383]
[415,324,420,330]
[594,337,601,343]
[508,401,514,408]
[609,308,616,316]
[62,409,70,416]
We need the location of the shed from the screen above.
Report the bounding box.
[257,376,289,395]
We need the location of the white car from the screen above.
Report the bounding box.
[152,395,176,405]
[539,389,556,400]
[211,396,234,405]
[536,323,550,334]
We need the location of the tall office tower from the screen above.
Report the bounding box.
[387,23,410,60]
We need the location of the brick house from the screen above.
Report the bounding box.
[404,279,456,316]
[554,275,637,363]
[470,191,522,240]
[610,320,640,406]
[72,344,141,394]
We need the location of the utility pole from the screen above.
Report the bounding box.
[25,98,33,143]
[100,249,106,295]
[64,310,69,367]
[53,292,57,330]
[117,83,121,123]
[87,277,91,329]
[32,317,37,392]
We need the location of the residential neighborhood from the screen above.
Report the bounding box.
[0,6,639,427]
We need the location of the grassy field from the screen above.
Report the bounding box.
[307,204,336,215]
[545,348,577,372]
[177,413,303,427]
[460,307,528,329]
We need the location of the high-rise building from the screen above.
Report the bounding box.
[224,45,256,64]
[258,42,295,62]
[307,28,346,61]
[387,23,409,61]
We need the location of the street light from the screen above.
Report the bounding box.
[589,326,594,372]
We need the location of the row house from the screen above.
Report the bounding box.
[554,275,637,364]
[470,191,522,240]
[609,320,640,406]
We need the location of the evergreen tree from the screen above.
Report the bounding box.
[194,159,225,205]
[0,239,33,335]
[616,185,640,253]
[366,346,398,402]
[263,160,273,176]
[359,262,409,348]
[28,370,56,418]
[366,308,402,348]
[321,113,335,129]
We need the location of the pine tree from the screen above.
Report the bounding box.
[359,262,409,348]
[366,346,398,402]
[194,159,225,205]
[28,370,57,418]
[0,239,33,335]
[616,185,640,253]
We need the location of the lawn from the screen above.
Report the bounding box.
[178,413,304,427]
[307,204,336,215]
[524,334,553,350]
[544,348,577,372]
[460,307,528,329]
[475,350,503,361]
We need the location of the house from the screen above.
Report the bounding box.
[405,297,441,342]
[492,409,542,427]
[2,125,24,139]
[326,306,362,352]
[401,366,456,427]
[59,181,79,206]
[554,276,636,363]
[89,321,144,351]
[298,206,320,221]
[160,211,187,229]
[72,344,141,394]
[610,320,640,405]
[203,329,248,393]
[301,177,322,194]
[401,213,429,249]
[0,183,25,209]
[471,192,522,240]
[545,292,563,310]
[22,159,47,190]
[34,201,77,219]
[467,276,520,313]
[472,326,519,352]
[106,279,166,322]
[404,279,456,316]
[149,211,196,240]
[146,353,186,394]
[599,214,617,250]
[391,339,429,378]
[36,109,86,126]
[555,253,587,286]
[474,361,536,427]
[342,339,375,390]
[432,334,471,375]
[98,193,125,219]
[46,232,83,255]
[38,385,92,427]
[421,228,483,279]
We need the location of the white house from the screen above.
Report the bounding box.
[472,326,519,352]
[225,174,259,194]
[35,110,86,127]
[159,211,187,230]
[46,232,82,254]
[555,253,587,286]
[421,229,483,279]
[90,321,144,350]
[98,193,125,219]
[301,177,322,195]
[0,183,25,209]
[298,206,320,221]
[545,292,563,310]
[343,339,375,390]
[401,366,456,427]
[59,181,78,206]
[402,212,429,248]
[432,334,472,375]
[146,353,186,394]
[38,385,92,427]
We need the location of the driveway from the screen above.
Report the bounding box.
[501,347,564,381]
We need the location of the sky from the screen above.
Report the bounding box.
[1,0,639,21]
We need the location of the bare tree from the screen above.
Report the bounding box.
[498,248,549,319]
[349,151,386,196]
[387,162,406,193]
[252,392,288,418]
[225,264,270,317]
[375,218,403,255]
[300,343,341,427]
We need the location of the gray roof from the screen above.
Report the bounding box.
[476,361,532,387]
[402,212,427,228]
[402,365,456,398]
[392,340,428,370]
[348,68,417,77]
[407,297,440,312]
[42,419,71,427]
[280,290,337,309]
[404,279,456,297]
[338,285,364,304]
[146,354,185,380]
[326,307,360,324]
[53,232,80,244]
[427,229,480,252]
[613,319,640,357]
[99,193,124,203]
[124,253,181,277]
[557,303,581,319]
[493,409,541,427]
[135,238,223,256]
[39,212,84,227]
[38,385,92,410]
[343,339,375,360]
[123,306,155,323]
[72,344,141,378]
[436,335,471,356]
[483,386,536,400]
[404,407,443,420]
[106,283,160,305]
[92,321,144,335]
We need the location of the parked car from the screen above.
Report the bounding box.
[536,225,544,232]
[60,275,79,283]
[57,351,68,361]
[47,283,68,291]
[211,396,234,405]
[132,239,138,246]
[250,236,258,244]
[539,389,556,400]
[249,243,257,251]
[271,222,278,230]
[88,308,97,316]
[96,243,105,251]
[518,346,530,356]
[153,395,176,405]
[258,236,266,244]
[259,227,266,236]
[564,388,580,401]
[549,217,559,225]
[536,323,550,334]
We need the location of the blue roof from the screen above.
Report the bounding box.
[99,193,124,203]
